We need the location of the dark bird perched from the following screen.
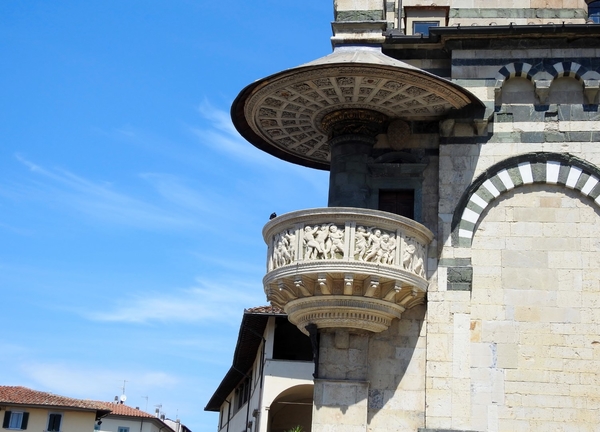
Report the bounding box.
[269,212,277,220]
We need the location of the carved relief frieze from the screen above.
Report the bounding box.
[263,208,434,332]
[302,223,346,261]
[402,236,426,278]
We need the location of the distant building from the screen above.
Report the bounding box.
[95,402,180,432]
[163,418,191,432]
[205,306,314,432]
[0,386,110,432]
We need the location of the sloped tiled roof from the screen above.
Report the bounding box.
[97,402,156,418]
[0,386,109,412]
[0,387,177,431]
[99,403,176,432]
[245,305,284,314]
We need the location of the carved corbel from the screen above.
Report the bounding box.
[534,80,552,104]
[278,280,298,300]
[266,287,286,309]
[584,80,600,104]
[383,280,403,301]
[473,119,488,136]
[363,276,380,298]
[343,273,354,295]
[403,292,425,309]
[294,275,314,297]
[395,286,414,306]
[317,273,333,295]
[439,119,455,137]
[493,80,503,104]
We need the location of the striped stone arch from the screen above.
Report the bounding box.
[451,152,600,247]
[551,61,587,84]
[494,62,534,89]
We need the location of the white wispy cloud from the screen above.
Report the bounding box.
[139,172,242,222]
[189,252,265,275]
[21,362,179,398]
[0,221,34,236]
[192,99,280,166]
[9,155,197,230]
[84,280,263,324]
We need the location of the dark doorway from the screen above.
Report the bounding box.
[379,189,415,219]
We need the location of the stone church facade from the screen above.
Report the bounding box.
[207,1,600,431]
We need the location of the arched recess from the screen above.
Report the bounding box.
[268,384,313,432]
[499,77,536,104]
[452,152,600,247]
[494,62,534,104]
[547,62,586,104]
[467,183,600,430]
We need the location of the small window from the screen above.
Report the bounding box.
[2,411,29,430]
[233,374,252,412]
[404,6,448,35]
[118,427,130,432]
[589,1,600,23]
[413,21,439,36]
[46,413,62,432]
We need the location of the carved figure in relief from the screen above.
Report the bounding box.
[315,224,330,256]
[275,238,290,268]
[303,225,323,259]
[354,226,371,260]
[272,230,295,268]
[402,242,416,272]
[374,233,393,263]
[386,233,397,265]
[402,238,426,277]
[375,233,397,264]
[284,230,296,261]
[413,242,425,277]
[364,229,383,262]
[325,225,344,259]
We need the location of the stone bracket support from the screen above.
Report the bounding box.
[535,80,552,103]
[344,273,354,295]
[363,276,380,297]
[584,80,600,104]
[318,273,333,295]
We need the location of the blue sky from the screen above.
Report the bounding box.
[0,2,331,430]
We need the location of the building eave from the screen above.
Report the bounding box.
[385,23,600,46]
[204,307,285,412]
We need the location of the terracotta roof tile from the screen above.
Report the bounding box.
[97,402,156,418]
[0,387,175,431]
[244,305,284,314]
[98,402,176,432]
[0,386,108,411]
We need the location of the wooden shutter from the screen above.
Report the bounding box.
[2,412,11,429]
[47,414,61,431]
[20,413,29,430]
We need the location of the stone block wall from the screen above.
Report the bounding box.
[424,35,600,432]
[400,0,588,27]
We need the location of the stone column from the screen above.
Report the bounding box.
[323,109,387,208]
[312,329,370,432]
